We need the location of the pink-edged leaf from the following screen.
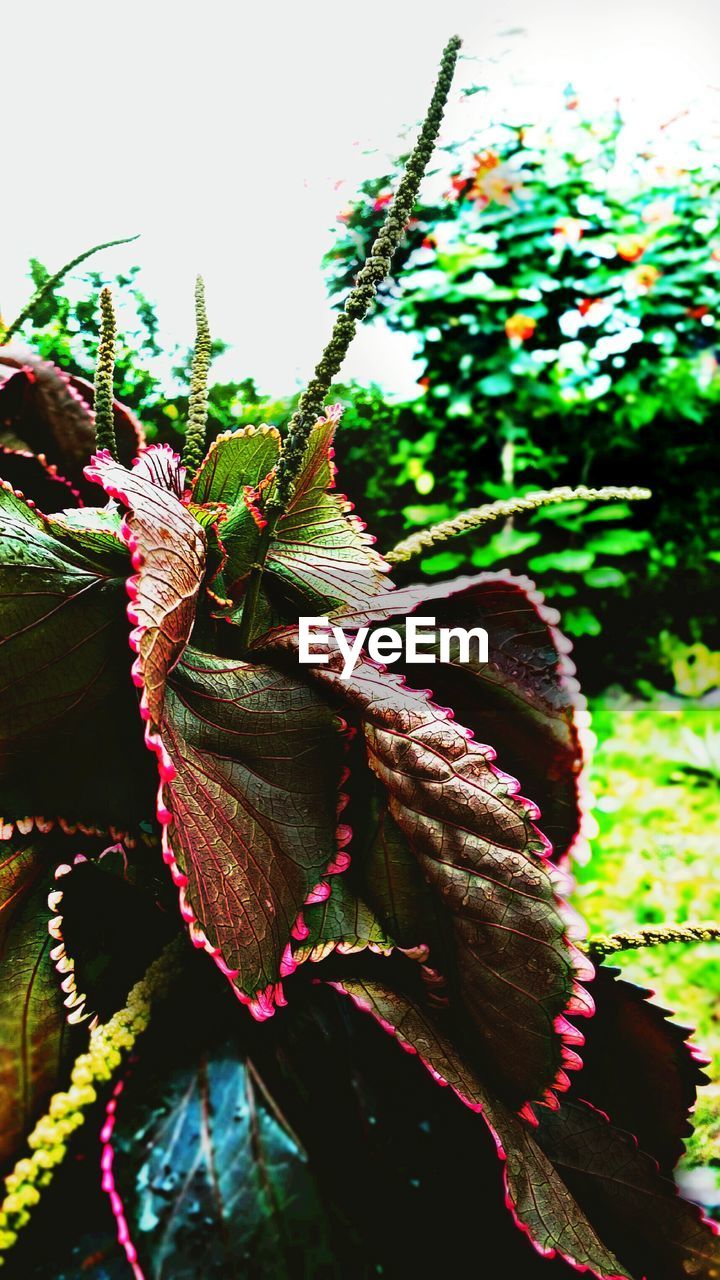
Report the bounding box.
[158,648,350,1018]
[0,836,76,1167]
[84,445,206,748]
[190,424,281,506]
[333,570,593,863]
[0,482,155,827]
[86,448,354,1019]
[0,349,143,489]
[573,965,709,1174]
[216,410,391,620]
[536,1098,720,1280]
[266,629,590,1107]
[293,874,395,966]
[0,445,82,511]
[264,409,391,610]
[329,978,629,1278]
[46,845,177,1027]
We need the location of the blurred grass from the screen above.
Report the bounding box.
[574,691,720,1168]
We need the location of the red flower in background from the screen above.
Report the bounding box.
[554,217,584,244]
[634,264,661,291]
[617,234,648,263]
[505,312,537,341]
[373,192,394,213]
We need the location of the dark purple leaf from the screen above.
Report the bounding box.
[84,445,206,753]
[333,570,592,863]
[160,649,350,1018]
[0,446,82,512]
[329,978,629,1277]
[536,1098,720,1280]
[573,965,709,1174]
[266,628,591,1107]
[0,350,143,492]
[87,448,353,1020]
[46,846,176,1025]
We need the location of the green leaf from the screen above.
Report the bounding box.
[470,528,541,567]
[562,606,602,637]
[529,549,596,573]
[112,1030,337,1278]
[478,372,514,396]
[295,876,394,964]
[0,836,76,1167]
[190,425,281,505]
[418,550,465,575]
[218,413,390,614]
[579,503,635,523]
[585,529,652,556]
[583,566,627,588]
[0,483,155,827]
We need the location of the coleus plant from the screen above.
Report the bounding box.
[0,36,719,1280]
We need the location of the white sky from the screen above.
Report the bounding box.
[3,0,720,397]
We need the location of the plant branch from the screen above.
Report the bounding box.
[387,485,652,564]
[0,236,139,347]
[583,922,720,961]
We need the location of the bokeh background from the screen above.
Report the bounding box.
[3,0,719,1196]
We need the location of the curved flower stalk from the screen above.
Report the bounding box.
[0,236,139,347]
[386,485,652,564]
[0,33,719,1280]
[584,922,720,959]
[0,936,183,1266]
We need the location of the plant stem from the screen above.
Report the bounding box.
[235,519,277,652]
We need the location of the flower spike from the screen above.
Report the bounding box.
[387,485,652,564]
[0,235,139,347]
[94,287,119,460]
[0,937,182,1268]
[584,922,720,960]
[271,34,462,516]
[237,34,462,648]
[181,275,213,479]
